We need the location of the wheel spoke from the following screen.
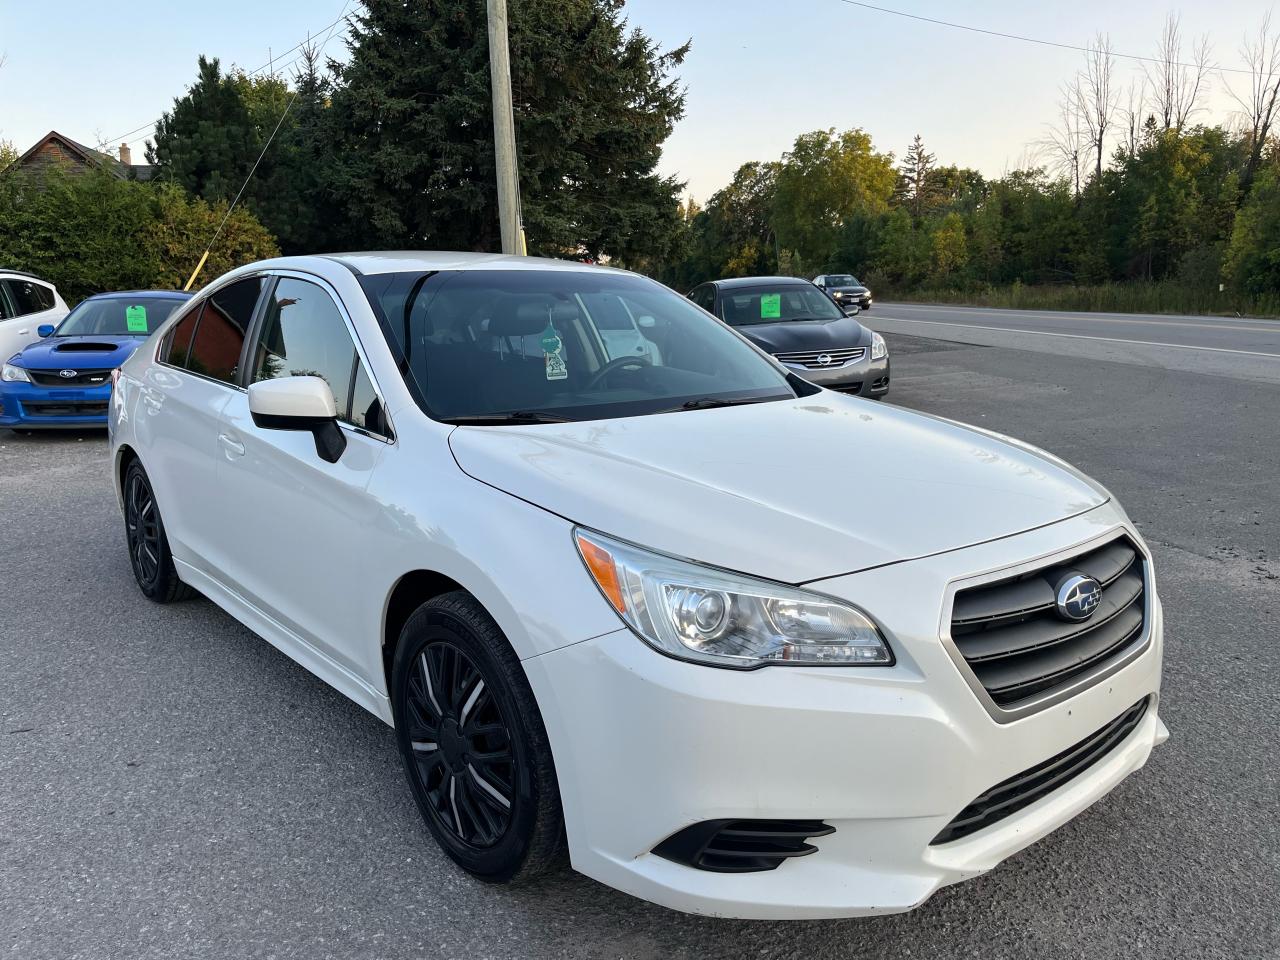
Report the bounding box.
[458,678,485,726]
[418,652,443,716]
[447,774,464,837]
[467,763,512,810]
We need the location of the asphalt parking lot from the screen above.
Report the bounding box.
[3,318,1279,959]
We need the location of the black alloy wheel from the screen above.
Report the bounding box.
[125,468,162,588]
[122,460,193,603]
[405,640,516,848]
[393,592,563,883]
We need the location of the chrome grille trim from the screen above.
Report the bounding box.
[773,346,866,369]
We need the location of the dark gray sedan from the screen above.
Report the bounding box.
[813,273,873,311]
[688,276,889,398]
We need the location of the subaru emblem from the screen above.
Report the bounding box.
[58,369,77,379]
[1055,574,1102,622]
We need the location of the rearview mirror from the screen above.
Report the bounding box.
[248,376,347,463]
[37,324,56,337]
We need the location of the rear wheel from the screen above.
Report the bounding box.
[392,592,564,883]
[123,460,194,603]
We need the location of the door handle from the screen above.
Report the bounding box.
[218,433,246,458]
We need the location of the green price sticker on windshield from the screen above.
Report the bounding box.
[760,293,781,319]
[125,305,148,332]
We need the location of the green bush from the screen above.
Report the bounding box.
[0,166,278,303]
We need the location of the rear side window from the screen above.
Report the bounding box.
[252,277,380,429]
[160,305,202,366]
[183,277,264,384]
[3,279,55,316]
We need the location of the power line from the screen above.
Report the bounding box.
[184,2,352,290]
[833,0,1255,76]
[102,12,352,150]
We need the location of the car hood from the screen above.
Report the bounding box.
[829,285,870,295]
[448,395,1109,583]
[13,335,143,369]
[733,315,870,354]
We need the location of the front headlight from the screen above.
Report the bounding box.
[574,529,892,668]
[871,331,887,361]
[1,363,30,383]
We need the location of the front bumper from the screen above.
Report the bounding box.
[524,505,1165,919]
[0,380,111,428]
[779,352,889,396]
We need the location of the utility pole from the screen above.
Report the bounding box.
[486,0,522,255]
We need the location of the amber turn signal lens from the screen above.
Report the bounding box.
[576,532,626,613]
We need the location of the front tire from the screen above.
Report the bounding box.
[392,592,564,883]
[122,460,194,603]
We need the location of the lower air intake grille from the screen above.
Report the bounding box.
[950,535,1148,708]
[653,819,835,873]
[932,696,1150,845]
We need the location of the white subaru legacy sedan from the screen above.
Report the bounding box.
[108,253,1167,919]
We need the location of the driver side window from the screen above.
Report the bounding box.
[252,278,388,436]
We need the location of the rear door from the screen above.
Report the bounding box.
[0,278,61,361]
[138,276,267,575]
[212,272,392,682]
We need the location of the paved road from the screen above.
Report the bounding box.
[870,302,1280,385]
[3,318,1279,959]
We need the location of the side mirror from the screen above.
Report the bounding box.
[637,315,656,329]
[248,376,347,463]
[843,304,862,317]
[37,324,56,337]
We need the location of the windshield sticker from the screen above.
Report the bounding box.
[760,293,781,319]
[125,305,148,332]
[541,324,568,381]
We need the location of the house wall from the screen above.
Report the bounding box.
[17,140,95,177]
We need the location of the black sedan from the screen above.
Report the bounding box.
[813,273,873,311]
[688,277,889,398]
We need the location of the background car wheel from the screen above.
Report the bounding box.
[122,460,194,603]
[392,591,564,884]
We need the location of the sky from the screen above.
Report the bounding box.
[0,0,1272,202]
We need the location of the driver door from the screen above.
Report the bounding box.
[213,274,393,684]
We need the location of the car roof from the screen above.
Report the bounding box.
[0,268,47,282]
[84,290,192,301]
[713,276,816,290]
[311,251,628,277]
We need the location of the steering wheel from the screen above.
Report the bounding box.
[584,354,652,390]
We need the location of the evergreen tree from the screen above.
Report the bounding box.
[323,0,689,260]
[896,134,937,219]
[148,57,258,204]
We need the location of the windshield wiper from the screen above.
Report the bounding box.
[442,411,575,425]
[675,396,784,412]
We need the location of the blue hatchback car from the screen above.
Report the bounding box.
[0,290,191,430]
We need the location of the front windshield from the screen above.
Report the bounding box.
[717,284,844,326]
[359,269,797,422]
[55,296,184,337]
[825,274,859,287]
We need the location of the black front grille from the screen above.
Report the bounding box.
[27,368,112,387]
[22,401,109,417]
[950,536,1147,708]
[653,819,835,873]
[932,697,1150,844]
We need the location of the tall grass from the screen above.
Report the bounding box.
[877,282,1280,319]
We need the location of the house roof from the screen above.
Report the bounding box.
[12,130,155,181]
